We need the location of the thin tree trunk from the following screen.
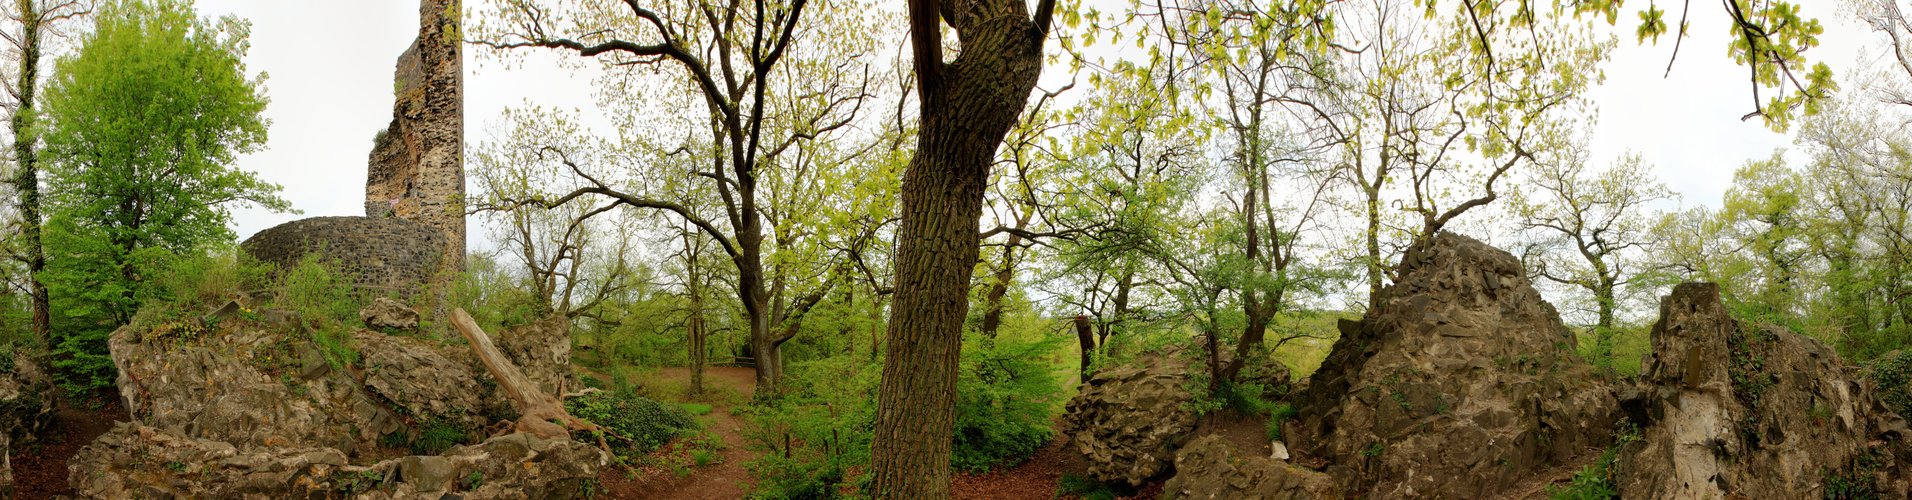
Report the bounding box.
[10,0,48,349]
[1073,314,1095,380]
[870,0,1053,495]
[978,212,1030,338]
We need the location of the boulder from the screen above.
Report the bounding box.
[355,329,502,430]
[497,315,580,396]
[360,297,420,333]
[1163,435,1340,499]
[1060,353,1200,486]
[1613,283,1912,498]
[0,349,53,444]
[1291,232,1620,498]
[0,349,50,498]
[68,422,605,499]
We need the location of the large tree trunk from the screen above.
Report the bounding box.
[870,0,1053,496]
[10,0,48,349]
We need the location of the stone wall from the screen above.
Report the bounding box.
[240,216,445,297]
[365,0,463,274]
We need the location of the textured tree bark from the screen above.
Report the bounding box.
[869,0,1054,496]
[1073,315,1096,380]
[9,0,49,348]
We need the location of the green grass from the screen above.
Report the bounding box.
[682,402,714,416]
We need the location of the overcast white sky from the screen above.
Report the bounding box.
[192,0,1884,248]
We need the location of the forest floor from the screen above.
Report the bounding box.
[593,366,759,500]
[8,393,129,499]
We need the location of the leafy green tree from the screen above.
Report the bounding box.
[474,0,882,397]
[1514,149,1674,365]
[36,0,287,390]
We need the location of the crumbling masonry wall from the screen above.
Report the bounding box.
[241,216,446,298]
[365,0,463,274]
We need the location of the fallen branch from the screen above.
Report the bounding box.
[451,308,609,451]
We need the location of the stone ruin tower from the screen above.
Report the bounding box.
[366,0,463,274]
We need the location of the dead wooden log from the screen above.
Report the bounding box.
[450,308,602,442]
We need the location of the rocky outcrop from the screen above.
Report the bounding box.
[1060,353,1200,486]
[1291,232,1620,498]
[1163,435,1340,499]
[360,297,421,333]
[1,350,51,496]
[1613,283,1912,498]
[1,350,53,443]
[355,329,502,431]
[110,320,407,457]
[69,422,603,499]
[365,0,463,276]
[498,316,580,396]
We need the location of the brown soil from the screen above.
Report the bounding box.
[9,394,130,499]
[592,366,759,500]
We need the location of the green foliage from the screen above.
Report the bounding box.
[1576,323,1651,376]
[1545,421,1642,500]
[1266,402,1298,442]
[682,402,714,416]
[277,255,364,368]
[450,254,545,334]
[565,390,699,460]
[412,418,472,455]
[1869,351,1912,420]
[126,248,272,342]
[37,0,287,393]
[1056,474,1124,500]
[1822,448,1885,499]
[461,471,484,491]
[951,333,1065,472]
[745,451,849,500]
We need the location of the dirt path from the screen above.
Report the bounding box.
[596,366,760,500]
[9,395,130,498]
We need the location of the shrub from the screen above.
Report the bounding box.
[951,332,1065,472]
[566,390,698,460]
[412,418,472,455]
[276,255,363,368]
[1266,402,1298,441]
[1057,474,1123,500]
[1870,350,1912,419]
[746,452,847,500]
[1546,421,1642,500]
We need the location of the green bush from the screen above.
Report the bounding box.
[746,451,849,500]
[412,418,473,455]
[276,255,364,368]
[739,352,879,498]
[566,390,698,460]
[1546,421,1641,500]
[1266,402,1298,441]
[1869,350,1912,419]
[1057,474,1123,500]
[951,333,1065,472]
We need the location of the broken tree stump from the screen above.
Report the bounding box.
[450,308,600,441]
